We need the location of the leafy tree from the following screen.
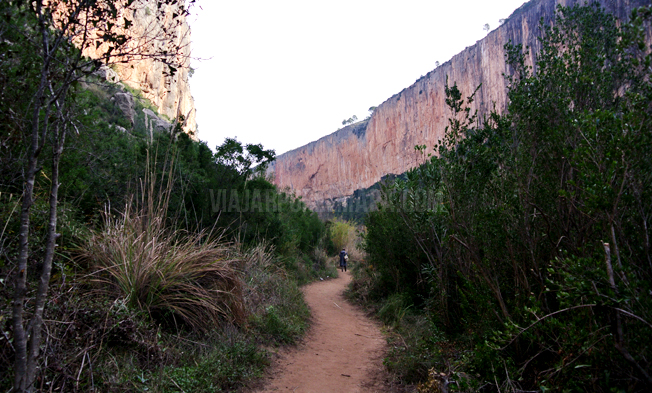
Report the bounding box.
[365,106,378,121]
[0,1,193,390]
[215,137,275,177]
[328,219,354,252]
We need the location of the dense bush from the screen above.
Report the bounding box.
[357,4,652,392]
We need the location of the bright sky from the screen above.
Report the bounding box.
[189,0,527,156]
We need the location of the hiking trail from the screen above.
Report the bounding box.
[253,270,390,392]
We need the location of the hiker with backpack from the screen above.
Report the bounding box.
[339,248,348,272]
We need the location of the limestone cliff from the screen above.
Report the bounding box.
[83,0,196,136]
[270,0,651,210]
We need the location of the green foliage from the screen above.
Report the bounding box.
[329,218,355,252]
[356,4,652,391]
[34,84,326,261]
[163,338,268,392]
[251,304,309,344]
[1,69,327,275]
[377,293,411,328]
[214,137,275,180]
[328,178,388,222]
[383,314,455,385]
[280,252,337,285]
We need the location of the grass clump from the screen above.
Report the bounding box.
[377,292,411,328]
[80,202,245,332]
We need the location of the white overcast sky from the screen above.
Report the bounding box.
[189,0,526,156]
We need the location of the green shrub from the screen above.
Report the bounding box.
[163,336,268,392]
[377,293,411,328]
[383,315,448,384]
[357,4,652,391]
[329,218,355,252]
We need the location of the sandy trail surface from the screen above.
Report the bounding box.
[254,270,389,393]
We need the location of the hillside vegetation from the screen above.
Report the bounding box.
[0,66,332,393]
[0,1,336,391]
[351,4,652,392]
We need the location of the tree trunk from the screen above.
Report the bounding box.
[12,71,50,393]
[13,5,53,389]
[12,144,38,392]
[25,120,66,390]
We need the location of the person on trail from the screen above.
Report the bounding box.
[339,248,348,272]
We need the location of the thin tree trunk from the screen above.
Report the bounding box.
[13,4,52,389]
[12,71,50,393]
[12,133,39,392]
[25,117,66,390]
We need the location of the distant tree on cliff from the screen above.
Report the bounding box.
[483,23,490,32]
[342,115,359,126]
[365,106,378,120]
[0,1,194,391]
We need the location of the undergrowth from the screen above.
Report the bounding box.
[348,261,482,392]
[0,240,318,392]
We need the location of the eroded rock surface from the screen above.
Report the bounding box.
[270,0,652,210]
[143,108,172,134]
[113,92,136,125]
[81,0,196,136]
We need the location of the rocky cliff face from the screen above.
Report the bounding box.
[83,0,196,136]
[270,0,651,210]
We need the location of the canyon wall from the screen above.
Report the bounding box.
[270,0,651,210]
[82,0,196,135]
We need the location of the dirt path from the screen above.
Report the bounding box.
[254,270,389,393]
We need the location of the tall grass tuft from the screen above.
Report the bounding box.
[80,202,245,332]
[241,243,310,344]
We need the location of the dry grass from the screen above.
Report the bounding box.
[346,227,366,262]
[240,243,284,315]
[80,203,245,332]
[240,243,311,343]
